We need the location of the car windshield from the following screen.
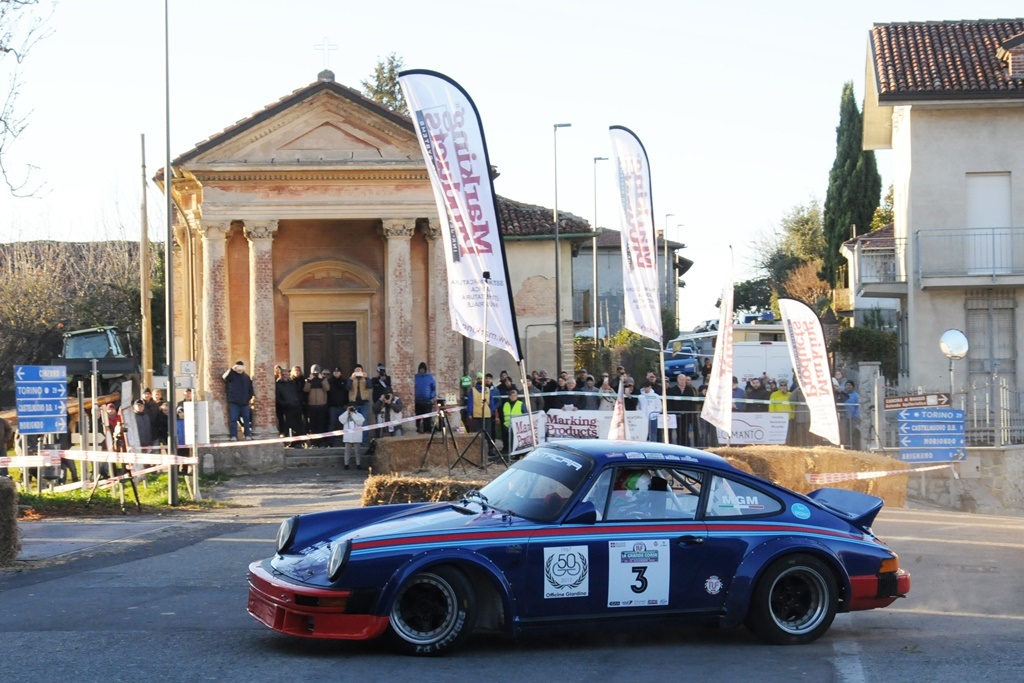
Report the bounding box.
[478,447,593,522]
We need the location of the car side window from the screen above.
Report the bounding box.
[705,475,781,517]
[580,469,613,520]
[604,466,701,522]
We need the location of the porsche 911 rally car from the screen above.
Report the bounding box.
[248,440,909,655]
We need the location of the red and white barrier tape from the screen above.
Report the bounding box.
[192,407,458,449]
[806,462,953,484]
[0,454,62,468]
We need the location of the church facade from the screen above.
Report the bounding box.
[162,71,591,436]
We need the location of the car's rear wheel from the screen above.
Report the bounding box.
[746,554,837,645]
[386,566,476,656]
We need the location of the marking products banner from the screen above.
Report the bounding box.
[399,70,522,360]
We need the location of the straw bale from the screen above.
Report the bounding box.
[709,445,906,507]
[0,477,19,566]
[372,433,476,474]
[362,470,489,507]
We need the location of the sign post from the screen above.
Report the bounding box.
[895,407,966,463]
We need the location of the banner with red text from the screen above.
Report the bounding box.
[399,70,523,360]
[779,298,840,445]
[701,272,735,435]
[609,126,662,342]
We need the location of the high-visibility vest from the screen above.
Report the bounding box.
[502,399,524,427]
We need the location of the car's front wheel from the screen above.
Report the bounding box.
[746,554,838,645]
[386,566,476,656]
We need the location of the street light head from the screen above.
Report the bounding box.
[554,123,572,129]
[594,156,608,162]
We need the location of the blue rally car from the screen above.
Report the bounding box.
[248,440,910,655]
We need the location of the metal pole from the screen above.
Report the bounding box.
[664,213,674,328]
[592,156,607,352]
[480,273,489,466]
[165,0,178,505]
[140,134,153,390]
[552,123,571,374]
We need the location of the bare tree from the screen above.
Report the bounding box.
[781,259,830,311]
[0,0,50,196]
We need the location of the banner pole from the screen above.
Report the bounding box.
[519,359,537,450]
[659,344,670,444]
[479,273,490,466]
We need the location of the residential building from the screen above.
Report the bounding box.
[857,18,1024,393]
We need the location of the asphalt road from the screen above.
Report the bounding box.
[2,470,1024,682]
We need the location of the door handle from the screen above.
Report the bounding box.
[676,535,704,545]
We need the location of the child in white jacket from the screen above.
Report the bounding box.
[340,406,366,469]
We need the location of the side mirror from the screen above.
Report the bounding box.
[564,501,598,525]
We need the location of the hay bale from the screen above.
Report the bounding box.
[709,445,906,507]
[373,433,475,473]
[0,477,20,566]
[362,470,489,507]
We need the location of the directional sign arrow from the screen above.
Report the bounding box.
[897,408,965,422]
[900,434,966,448]
[15,366,25,381]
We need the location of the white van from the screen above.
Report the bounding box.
[732,341,793,386]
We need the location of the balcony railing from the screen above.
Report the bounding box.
[917,228,1024,279]
[855,237,907,284]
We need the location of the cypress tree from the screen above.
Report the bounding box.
[822,82,881,287]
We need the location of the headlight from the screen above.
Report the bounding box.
[327,539,352,582]
[276,517,297,554]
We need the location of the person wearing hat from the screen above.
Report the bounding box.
[326,367,349,446]
[348,364,371,443]
[304,364,331,447]
[413,361,437,434]
[222,360,255,441]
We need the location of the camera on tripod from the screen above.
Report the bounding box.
[435,396,446,408]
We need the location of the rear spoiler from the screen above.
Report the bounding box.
[806,488,884,530]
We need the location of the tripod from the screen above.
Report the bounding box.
[419,403,460,474]
[86,462,141,513]
[457,413,508,471]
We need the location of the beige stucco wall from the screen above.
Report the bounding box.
[894,104,1024,390]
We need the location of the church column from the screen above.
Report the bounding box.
[244,220,279,435]
[382,219,416,401]
[198,219,233,436]
[424,219,462,401]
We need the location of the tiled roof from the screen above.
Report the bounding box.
[174,71,414,165]
[594,227,683,250]
[843,224,894,249]
[871,19,1024,101]
[496,196,591,237]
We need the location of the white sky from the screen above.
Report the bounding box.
[1,0,1021,328]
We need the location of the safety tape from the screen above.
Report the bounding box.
[191,406,459,449]
[806,462,953,484]
[57,449,198,466]
[49,463,173,493]
[0,454,62,468]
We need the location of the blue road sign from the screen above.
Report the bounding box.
[14,364,68,435]
[898,421,965,435]
[899,448,965,463]
[897,408,965,422]
[899,434,967,449]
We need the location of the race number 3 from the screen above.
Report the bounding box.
[608,539,669,607]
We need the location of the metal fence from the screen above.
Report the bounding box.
[878,378,1024,448]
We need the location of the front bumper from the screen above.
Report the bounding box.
[847,569,911,611]
[247,560,389,640]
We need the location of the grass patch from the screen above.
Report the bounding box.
[15,472,233,518]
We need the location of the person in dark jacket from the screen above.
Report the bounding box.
[222,360,255,440]
[327,368,349,445]
[276,368,305,445]
[745,376,771,412]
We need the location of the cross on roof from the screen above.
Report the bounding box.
[314,37,338,69]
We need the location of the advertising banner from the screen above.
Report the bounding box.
[609,126,662,343]
[399,70,522,360]
[701,273,735,435]
[779,298,840,445]
[714,413,791,445]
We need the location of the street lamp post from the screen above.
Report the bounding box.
[663,213,675,320]
[553,123,572,374]
[592,156,608,351]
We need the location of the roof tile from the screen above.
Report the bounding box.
[872,19,1024,101]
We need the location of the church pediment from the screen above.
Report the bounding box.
[176,80,422,168]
